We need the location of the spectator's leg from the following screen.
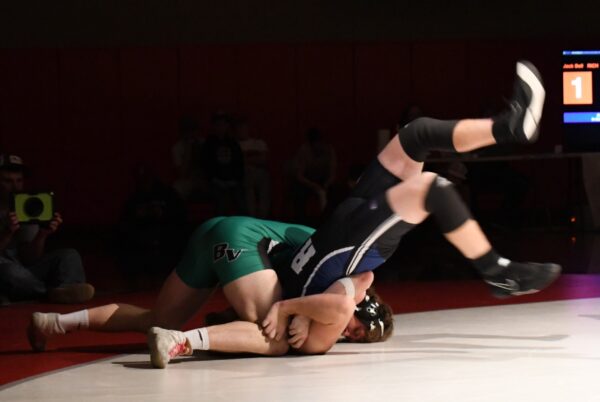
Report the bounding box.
[29,249,94,303]
[0,261,46,301]
[31,248,86,287]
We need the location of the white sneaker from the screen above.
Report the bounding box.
[147,327,191,369]
[27,312,65,352]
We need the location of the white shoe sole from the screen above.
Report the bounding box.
[516,61,545,142]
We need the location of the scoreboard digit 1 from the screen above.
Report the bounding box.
[562,50,600,150]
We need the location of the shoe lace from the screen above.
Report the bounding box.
[168,341,188,358]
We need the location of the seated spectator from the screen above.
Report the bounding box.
[114,164,188,289]
[290,128,337,225]
[172,116,208,201]
[235,117,271,218]
[201,112,247,215]
[0,154,94,304]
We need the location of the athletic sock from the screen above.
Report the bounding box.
[184,327,210,351]
[57,310,89,332]
[471,249,507,276]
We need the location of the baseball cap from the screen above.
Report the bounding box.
[0,154,28,173]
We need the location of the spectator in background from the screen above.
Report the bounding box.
[172,116,207,201]
[290,128,337,225]
[201,112,247,215]
[0,154,94,304]
[235,117,271,218]
[114,164,187,289]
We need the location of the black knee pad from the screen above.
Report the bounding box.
[398,117,459,162]
[424,175,471,233]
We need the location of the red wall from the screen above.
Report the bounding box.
[0,40,574,224]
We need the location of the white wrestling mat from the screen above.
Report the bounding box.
[3,298,600,402]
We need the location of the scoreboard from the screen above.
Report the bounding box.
[563,50,600,151]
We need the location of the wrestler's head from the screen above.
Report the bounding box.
[0,154,26,195]
[342,287,394,343]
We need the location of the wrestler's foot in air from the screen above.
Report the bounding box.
[483,259,561,299]
[148,327,192,368]
[493,60,545,144]
[27,312,65,352]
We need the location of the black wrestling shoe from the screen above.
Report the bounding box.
[483,258,561,299]
[493,60,545,144]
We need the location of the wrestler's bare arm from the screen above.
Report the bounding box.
[263,271,374,353]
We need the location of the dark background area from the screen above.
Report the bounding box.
[2,1,600,46]
[2,1,600,285]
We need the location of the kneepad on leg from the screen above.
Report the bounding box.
[424,175,471,233]
[398,117,458,162]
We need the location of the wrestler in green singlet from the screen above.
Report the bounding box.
[175,216,314,289]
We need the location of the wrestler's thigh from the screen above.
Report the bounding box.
[222,269,282,323]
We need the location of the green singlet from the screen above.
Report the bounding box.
[175,216,315,289]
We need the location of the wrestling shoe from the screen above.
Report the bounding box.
[47,283,95,304]
[27,312,65,352]
[493,60,545,144]
[147,327,192,369]
[483,258,561,299]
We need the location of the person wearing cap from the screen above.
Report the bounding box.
[0,154,94,304]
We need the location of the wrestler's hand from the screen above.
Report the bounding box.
[262,301,289,341]
[288,315,310,349]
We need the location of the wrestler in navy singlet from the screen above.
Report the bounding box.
[275,160,415,298]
